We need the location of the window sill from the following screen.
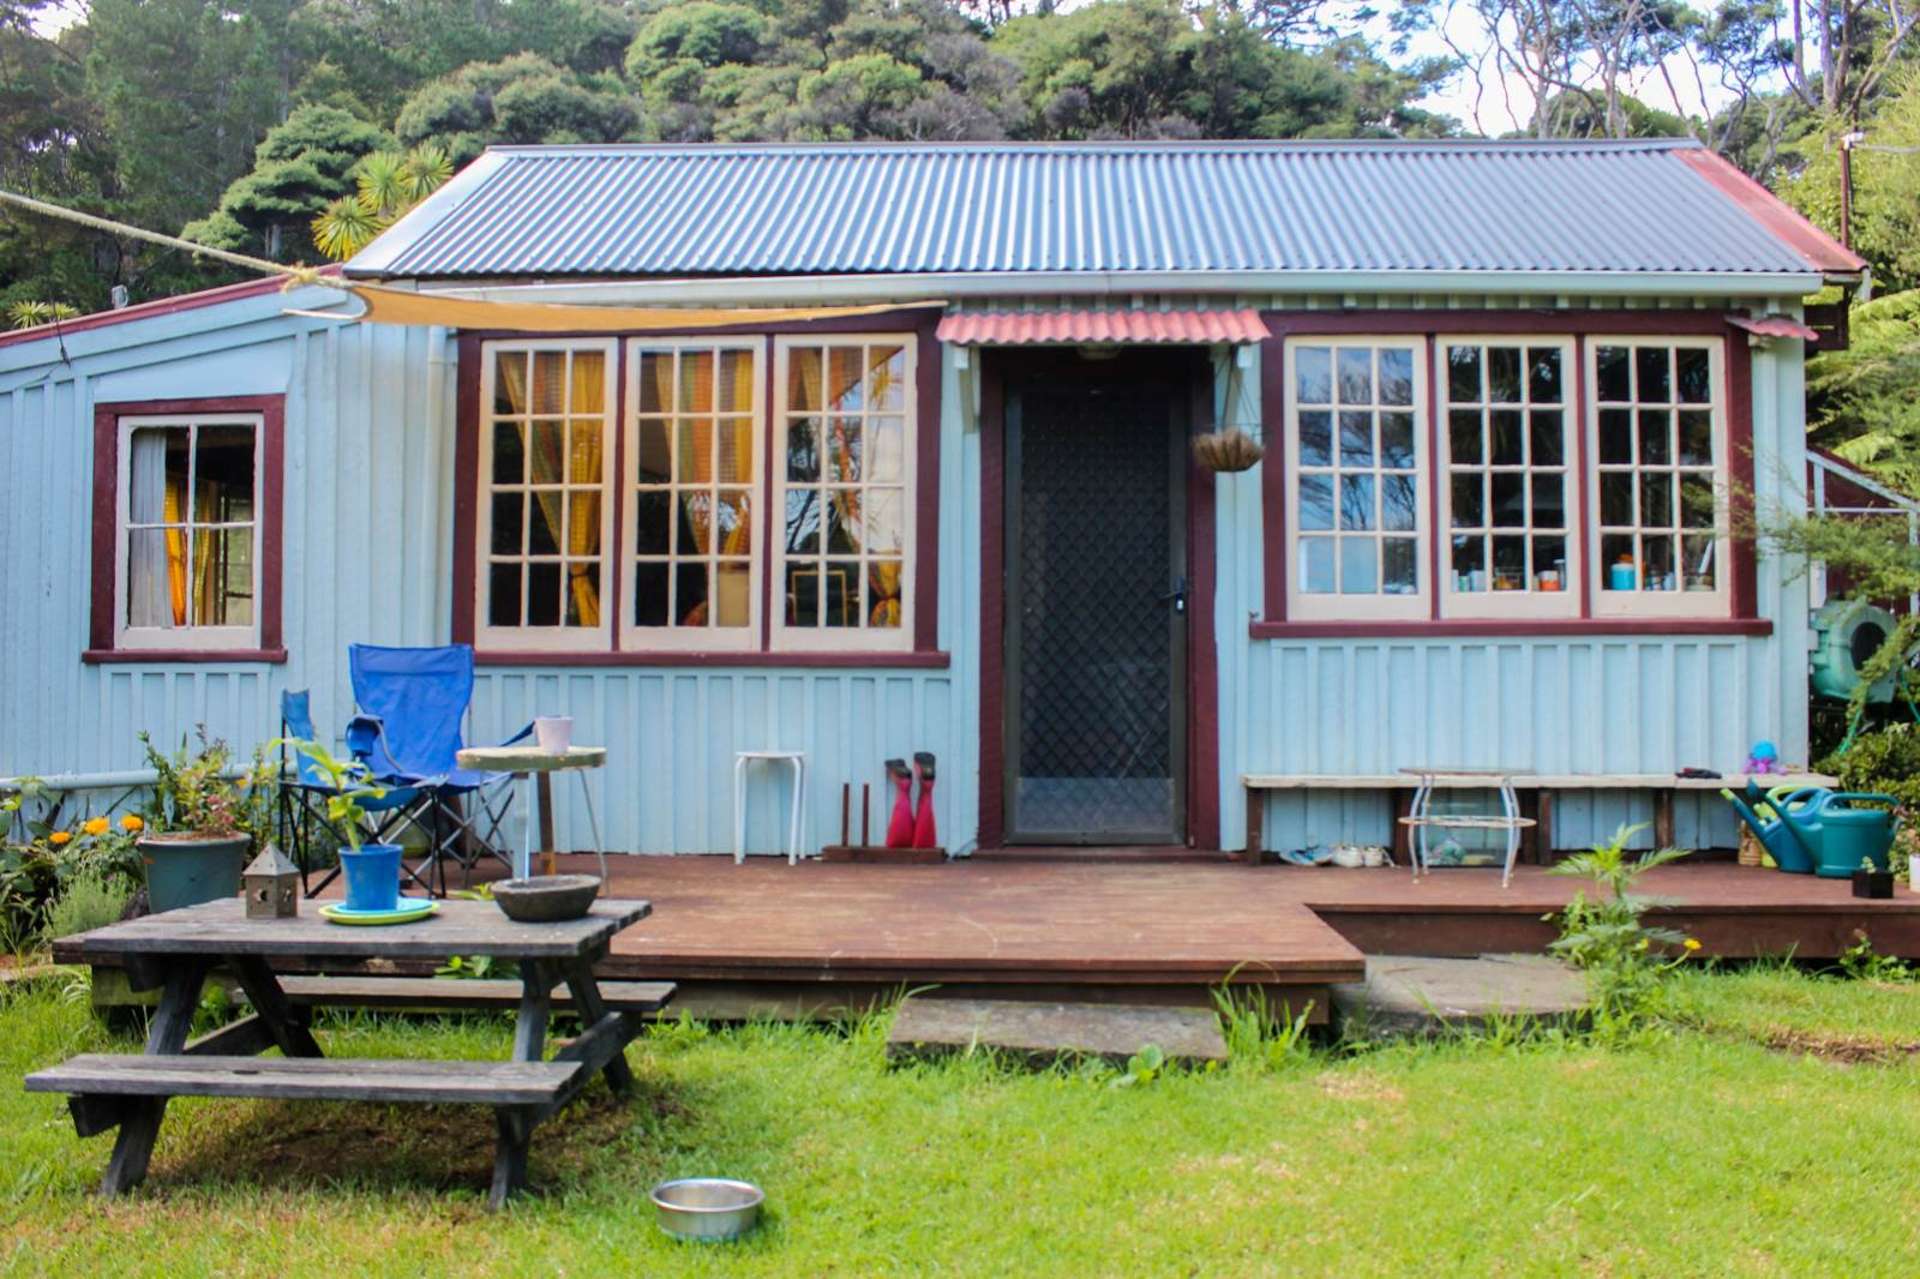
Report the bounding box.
[1248,618,1771,640]
[83,647,289,665]
[474,650,951,669]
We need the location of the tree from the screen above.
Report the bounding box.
[311,145,453,260]
[393,53,641,165]
[1804,290,1920,490]
[183,104,392,262]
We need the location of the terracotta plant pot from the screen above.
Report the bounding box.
[138,833,249,914]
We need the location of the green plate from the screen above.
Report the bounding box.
[319,899,439,927]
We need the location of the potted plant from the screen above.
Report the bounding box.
[1853,855,1895,900]
[280,738,396,913]
[137,731,275,913]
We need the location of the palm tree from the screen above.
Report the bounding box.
[311,145,454,261]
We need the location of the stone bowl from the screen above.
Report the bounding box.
[491,874,601,923]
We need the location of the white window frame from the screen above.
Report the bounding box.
[1585,336,1731,620]
[114,413,263,652]
[1282,336,1431,622]
[475,338,619,653]
[1439,336,1581,620]
[770,334,917,653]
[619,337,765,653]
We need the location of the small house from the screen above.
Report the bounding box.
[0,139,1864,857]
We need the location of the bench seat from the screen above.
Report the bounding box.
[276,976,676,1015]
[26,1053,581,1107]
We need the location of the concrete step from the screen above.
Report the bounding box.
[886,996,1228,1067]
[1331,953,1587,1037]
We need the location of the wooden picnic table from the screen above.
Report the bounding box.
[25,897,658,1209]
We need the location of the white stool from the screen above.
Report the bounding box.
[733,750,806,865]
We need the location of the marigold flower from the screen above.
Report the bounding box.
[1684,938,1703,952]
[48,831,71,846]
[120,814,144,832]
[82,817,110,837]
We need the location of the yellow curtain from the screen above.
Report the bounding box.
[163,478,188,626]
[566,353,603,626]
[720,351,755,557]
[870,563,902,628]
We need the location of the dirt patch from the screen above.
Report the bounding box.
[1757,1028,1920,1065]
[1315,1070,1405,1103]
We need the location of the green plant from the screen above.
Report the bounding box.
[273,738,386,851]
[311,145,453,260]
[1109,1042,1166,1089]
[1213,983,1315,1071]
[141,729,276,846]
[1820,722,1920,812]
[1836,931,1915,982]
[45,868,131,941]
[432,953,516,981]
[1548,824,1697,1035]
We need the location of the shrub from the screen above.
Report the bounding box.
[1549,825,1698,1036]
[1819,721,1920,812]
[46,868,132,941]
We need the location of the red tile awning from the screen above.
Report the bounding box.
[936,309,1269,346]
[1730,314,1820,342]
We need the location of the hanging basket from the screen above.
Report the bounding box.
[1192,427,1264,473]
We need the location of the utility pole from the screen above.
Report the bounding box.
[1839,130,1866,250]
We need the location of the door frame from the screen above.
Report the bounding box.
[977,346,1222,850]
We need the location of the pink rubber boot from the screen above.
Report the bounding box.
[912,752,938,849]
[884,759,915,848]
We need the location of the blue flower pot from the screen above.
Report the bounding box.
[340,843,402,912]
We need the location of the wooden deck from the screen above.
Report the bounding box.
[67,855,1920,1021]
[540,854,1920,1016]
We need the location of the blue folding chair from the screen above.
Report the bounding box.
[344,643,530,894]
[276,689,434,898]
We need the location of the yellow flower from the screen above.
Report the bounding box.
[120,814,144,832]
[81,817,110,837]
[1684,938,1703,952]
[48,831,71,847]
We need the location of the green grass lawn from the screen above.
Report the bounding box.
[3,969,1920,1277]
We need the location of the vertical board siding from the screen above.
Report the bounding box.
[0,294,980,856]
[1220,333,1810,853]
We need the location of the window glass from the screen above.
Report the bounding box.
[482,346,610,634]
[122,419,257,635]
[778,340,911,641]
[1593,341,1720,597]
[1443,342,1572,599]
[630,344,757,635]
[1292,342,1421,601]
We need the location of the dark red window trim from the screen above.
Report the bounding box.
[452,309,943,660]
[1256,309,1761,638]
[85,395,286,665]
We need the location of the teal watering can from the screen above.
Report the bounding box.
[1791,791,1900,879]
[1720,784,1824,874]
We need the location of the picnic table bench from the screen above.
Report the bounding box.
[25,897,663,1209]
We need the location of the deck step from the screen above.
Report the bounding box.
[1330,954,1587,1037]
[275,976,675,1015]
[885,997,1228,1067]
[26,1053,580,1106]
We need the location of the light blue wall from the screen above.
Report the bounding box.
[0,287,1810,856]
[0,288,971,856]
[1213,313,1810,852]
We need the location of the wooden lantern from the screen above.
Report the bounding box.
[243,842,300,919]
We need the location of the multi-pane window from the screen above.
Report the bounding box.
[626,342,760,649]
[1442,340,1577,614]
[1591,340,1724,612]
[117,416,259,648]
[1287,339,1425,619]
[477,341,616,649]
[774,337,914,649]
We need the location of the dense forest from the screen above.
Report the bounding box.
[2,0,1919,484]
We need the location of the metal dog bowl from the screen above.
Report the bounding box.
[649,1177,764,1242]
[491,874,600,923]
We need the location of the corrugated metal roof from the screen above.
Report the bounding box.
[1730,313,1820,341]
[347,140,1860,281]
[935,309,1267,344]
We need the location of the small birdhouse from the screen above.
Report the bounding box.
[243,842,300,919]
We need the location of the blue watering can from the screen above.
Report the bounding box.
[1721,784,1825,874]
[1792,791,1900,879]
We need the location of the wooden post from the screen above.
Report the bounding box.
[1535,790,1556,865]
[1654,789,1677,851]
[1244,784,1263,865]
[536,773,557,876]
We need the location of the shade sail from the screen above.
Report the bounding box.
[301,284,945,332]
[935,309,1268,345]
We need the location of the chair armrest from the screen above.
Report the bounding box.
[345,714,416,784]
[496,721,535,748]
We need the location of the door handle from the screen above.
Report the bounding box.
[1164,576,1187,614]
